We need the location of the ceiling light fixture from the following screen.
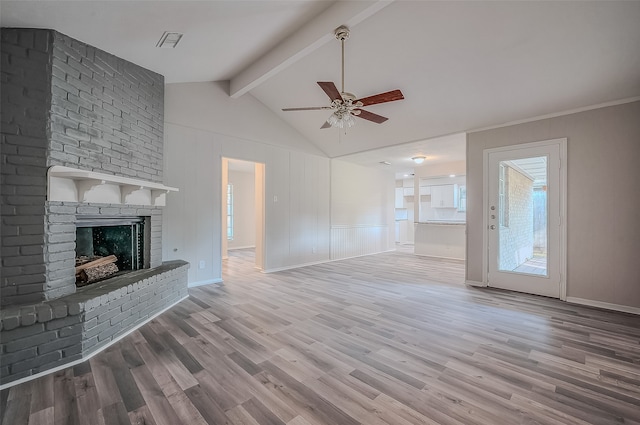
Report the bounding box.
[328,109,356,129]
[156,31,183,48]
[412,156,426,164]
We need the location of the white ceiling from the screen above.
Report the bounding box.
[3,1,639,164]
[337,133,467,179]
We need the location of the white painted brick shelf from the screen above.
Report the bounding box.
[48,165,178,206]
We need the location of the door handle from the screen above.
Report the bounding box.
[490,225,496,230]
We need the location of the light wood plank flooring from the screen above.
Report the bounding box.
[2,248,639,425]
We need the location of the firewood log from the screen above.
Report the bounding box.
[75,255,117,274]
[78,262,119,286]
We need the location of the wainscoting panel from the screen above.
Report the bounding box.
[331,224,390,260]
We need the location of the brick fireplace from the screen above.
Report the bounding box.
[0,28,188,386]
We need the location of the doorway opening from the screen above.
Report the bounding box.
[221,158,265,272]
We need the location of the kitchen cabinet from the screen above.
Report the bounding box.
[419,186,430,196]
[395,220,409,243]
[395,188,404,208]
[431,184,458,208]
[401,178,415,198]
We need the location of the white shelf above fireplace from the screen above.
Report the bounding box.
[47,166,179,207]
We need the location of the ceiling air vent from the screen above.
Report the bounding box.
[156,31,183,48]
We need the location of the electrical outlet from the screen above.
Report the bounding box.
[198,260,205,269]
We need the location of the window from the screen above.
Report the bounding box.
[227,183,234,240]
[457,185,467,212]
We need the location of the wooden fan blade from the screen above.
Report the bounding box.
[355,89,404,107]
[320,121,332,129]
[317,82,342,101]
[354,109,388,124]
[282,106,332,111]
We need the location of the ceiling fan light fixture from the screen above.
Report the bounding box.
[412,156,426,164]
[328,111,355,129]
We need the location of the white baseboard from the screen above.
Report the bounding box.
[566,297,640,315]
[228,245,256,250]
[0,294,188,391]
[465,280,486,287]
[263,259,331,273]
[331,248,397,262]
[188,278,223,288]
[261,249,399,274]
[413,254,465,264]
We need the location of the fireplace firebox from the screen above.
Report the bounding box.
[75,216,148,285]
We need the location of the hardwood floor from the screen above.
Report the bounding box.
[2,248,639,425]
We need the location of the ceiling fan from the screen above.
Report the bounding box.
[282,25,404,129]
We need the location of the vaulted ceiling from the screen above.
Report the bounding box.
[3,1,639,164]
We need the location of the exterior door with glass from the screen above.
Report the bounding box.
[486,140,565,298]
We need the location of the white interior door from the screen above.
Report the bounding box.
[485,139,565,298]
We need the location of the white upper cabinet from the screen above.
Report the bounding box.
[431,184,459,208]
[395,187,404,208]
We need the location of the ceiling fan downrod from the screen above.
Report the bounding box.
[335,26,350,96]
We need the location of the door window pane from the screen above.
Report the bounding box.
[497,156,547,276]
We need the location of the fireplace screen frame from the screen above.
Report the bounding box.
[75,216,151,282]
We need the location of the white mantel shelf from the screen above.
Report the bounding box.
[47,166,179,207]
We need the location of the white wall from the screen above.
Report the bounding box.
[330,160,395,259]
[228,169,256,250]
[163,82,331,285]
[164,81,326,156]
[163,124,220,286]
[467,101,640,311]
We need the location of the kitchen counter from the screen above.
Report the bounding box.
[417,221,466,226]
[414,222,466,260]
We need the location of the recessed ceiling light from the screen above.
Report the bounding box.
[156,31,184,48]
[449,174,456,178]
[412,156,426,164]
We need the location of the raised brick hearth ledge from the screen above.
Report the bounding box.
[0,261,189,386]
